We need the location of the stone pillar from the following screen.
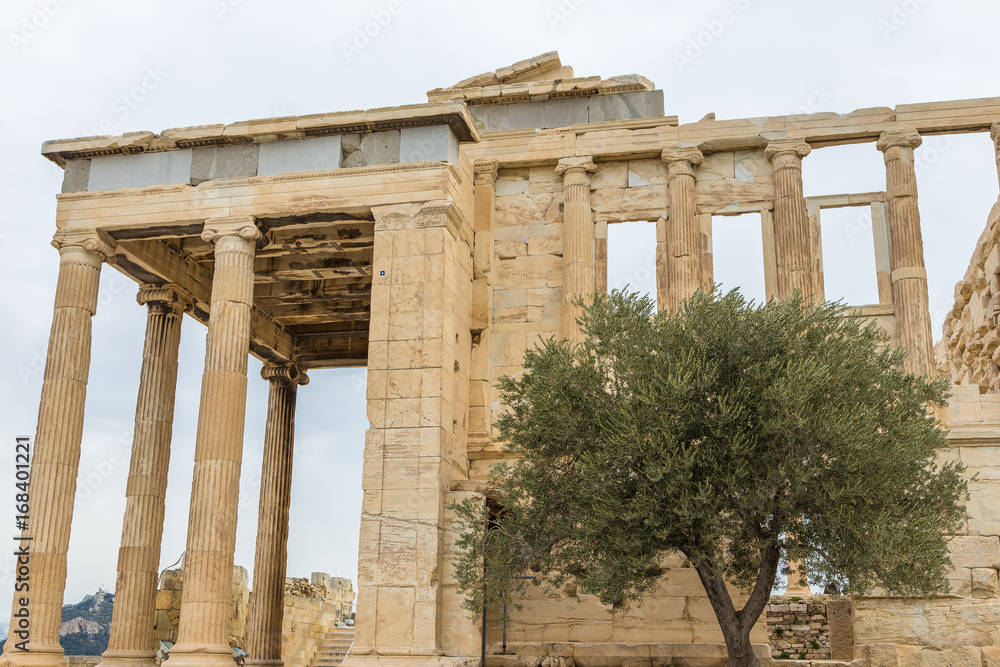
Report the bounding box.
[170,216,262,667]
[469,160,498,447]
[660,147,705,311]
[3,230,113,667]
[246,363,307,667]
[766,139,815,300]
[878,129,934,376]
[555,156,596,343]
[102,285,190,667]
[350,200,475,667]
[992,121,1000,192]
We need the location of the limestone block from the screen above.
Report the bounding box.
[544,98,590,129]
[190,144,259,184]
[155,588,173,610]
[88,149,193,190]
[959,446,1000,480]
[983,646,1000,667]
[696,152,735,181]
[949,535,1000,568]
[917,647,982,667]
[966,482,1000,535]
[865,644,900,667]
[529,166,563,195]
[508,101,545,130]
[343,130,401,168]
[257,135,341,176]
[496,193,559,228]
[627,160,667,187]
[973,567,1000,597]
[472,103,509,133]
[592,163,628,190]
[947,568,973,597]
[734,150,773,184]
[497,178,530,196]
[588,91,665,123]
[400,125,459,164]
[61,159,90,193]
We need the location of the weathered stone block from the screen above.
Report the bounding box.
[61,159,90,193]
[189,144,258,184]
[88,149,193,190]
[400,125,458,164]
[257,135,341,176]
[472,103,509,133]
[543,98,589,129]
[343,130,401,168]
[507,101,545,130]
[949,535,1000,568]
[588,91,665,123]
[972,567,999,597]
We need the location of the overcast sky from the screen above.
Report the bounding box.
[0,0,998,624]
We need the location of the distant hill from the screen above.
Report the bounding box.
[0,589,114,656]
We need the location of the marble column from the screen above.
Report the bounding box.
[102,285,190,667]
[555,156,597,344]
[660,147,705,311]
[766,139,815,300]
[246,363,307,667]
[3,230,114,667]
[170,217,262,667]
[877,129,934,376]
[469,160,498,445]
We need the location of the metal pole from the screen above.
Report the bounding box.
[481,560,487,667]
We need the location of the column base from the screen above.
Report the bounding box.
[784,586,812,595]
[99,649,158,667]
[0,648,65,667]
[164,645,237,667]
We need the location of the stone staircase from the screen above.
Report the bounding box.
[309,626,355,667]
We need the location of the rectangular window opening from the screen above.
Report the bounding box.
[712,213,767,305]
[819,206,881,307]
[606,220,658,309]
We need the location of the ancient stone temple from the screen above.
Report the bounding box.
[7,52,1000,667]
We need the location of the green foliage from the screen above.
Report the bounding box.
[451,288,967,656]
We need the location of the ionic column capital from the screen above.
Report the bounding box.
[51,229,116,262]
[202,216,263,244]
[137,283,193,314]
[661,147,704,176]
[474,159,499,186]
[261,362,309,387]
[765,138,812,161]
[877,128,922,153]
[991,120,1000,148]
[555,156,597,177]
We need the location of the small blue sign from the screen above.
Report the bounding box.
[380,270,385,276]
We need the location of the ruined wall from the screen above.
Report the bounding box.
[936,201,1000,389]
[152,567,354,664]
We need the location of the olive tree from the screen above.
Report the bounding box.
[452,289,967,667]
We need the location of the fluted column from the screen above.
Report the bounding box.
[102,285,190,667]
[170,216,262,667]
[246,363,307,667]
[555,156,597,344]
[766,139,815,300]
[992,121,1000,192]
[878,129,934,376]
[661,147,705,311]
[3,230,114,667]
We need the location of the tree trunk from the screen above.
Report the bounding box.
[690,546,779,667]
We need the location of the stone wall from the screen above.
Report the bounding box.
[766,599,830,660]
[854,387,1000,655]
[152,566,354,665]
